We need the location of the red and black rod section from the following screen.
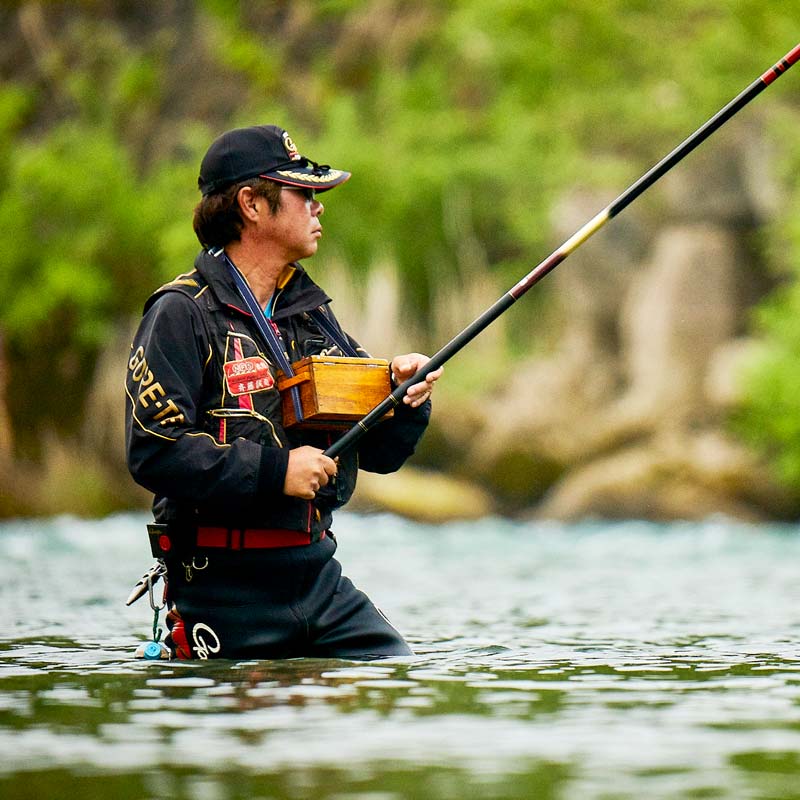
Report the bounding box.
[325,42,800,460]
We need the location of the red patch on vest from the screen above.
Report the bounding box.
[223,356,275,396]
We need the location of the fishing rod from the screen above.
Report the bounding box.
[324,41,800,461]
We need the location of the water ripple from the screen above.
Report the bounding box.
[2,513,800,798]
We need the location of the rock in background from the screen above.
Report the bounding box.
[424,126,797,522]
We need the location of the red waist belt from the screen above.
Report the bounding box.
[196,527,323,549]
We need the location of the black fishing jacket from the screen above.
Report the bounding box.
[125,249,429,537]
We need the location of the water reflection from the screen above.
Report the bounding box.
[2,514,800,798]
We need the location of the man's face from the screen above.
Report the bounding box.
[260,186,324,262]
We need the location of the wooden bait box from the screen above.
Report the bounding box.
[277,356,393,429]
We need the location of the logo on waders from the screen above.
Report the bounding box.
[191,623,221,659]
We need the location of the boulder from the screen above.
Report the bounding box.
[351,466,494,523]
[618,223,741,421]
[659,127,774,226]
[533,429,795,522]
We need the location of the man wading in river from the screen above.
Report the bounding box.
[125,125,441,660]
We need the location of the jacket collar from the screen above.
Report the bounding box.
[194,249,331,319]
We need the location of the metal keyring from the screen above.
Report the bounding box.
[147,569,165,612]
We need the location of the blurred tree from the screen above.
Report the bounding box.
[735,106,800,486]
[0,0,799,499]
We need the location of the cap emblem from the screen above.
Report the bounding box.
[282,132,301,161]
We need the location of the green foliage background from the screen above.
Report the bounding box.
[0,1,799,502]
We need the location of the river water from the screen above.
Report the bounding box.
[2,512,800,799]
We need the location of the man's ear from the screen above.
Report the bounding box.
[236,186,260,222]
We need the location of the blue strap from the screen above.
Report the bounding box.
[213,249,304,423]
[308,308,359,358]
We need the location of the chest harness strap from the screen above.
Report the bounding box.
[212,249,359,424]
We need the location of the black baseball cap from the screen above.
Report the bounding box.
[198,124,351,197]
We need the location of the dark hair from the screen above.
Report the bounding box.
[192,178,283,248]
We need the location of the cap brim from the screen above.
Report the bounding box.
[260,166,351,192]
